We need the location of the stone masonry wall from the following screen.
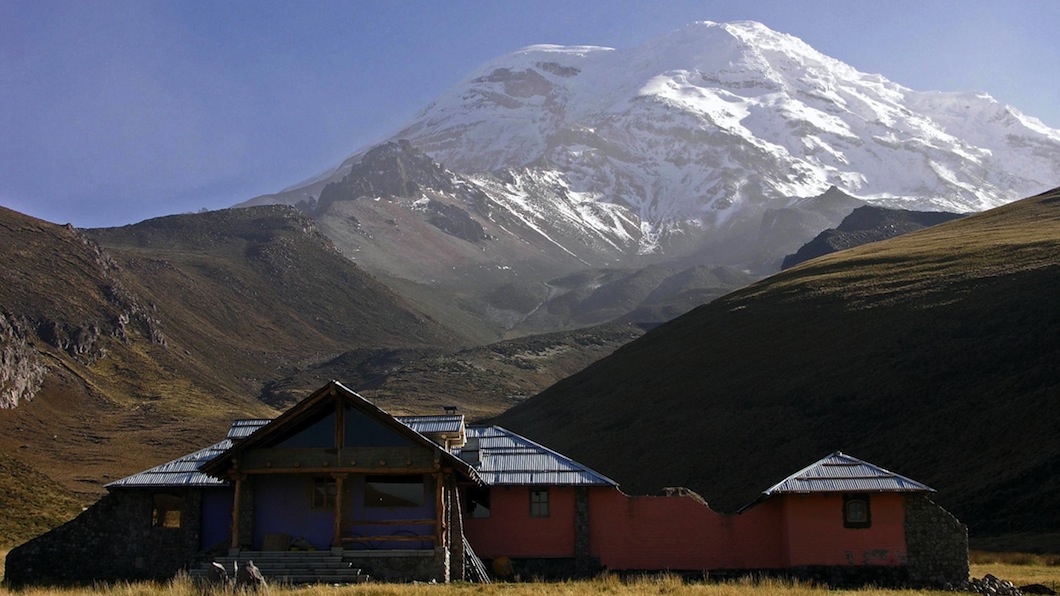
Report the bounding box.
[4,488,203,586]
[905,494,969,586]
[343,552,445,582]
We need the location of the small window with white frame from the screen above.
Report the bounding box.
[529,487,549,518]
[843,493,871,528]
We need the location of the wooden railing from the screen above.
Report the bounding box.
[341,519,436,547]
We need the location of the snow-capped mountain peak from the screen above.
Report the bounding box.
[395,20,1060,228]
[245,21,1060,287]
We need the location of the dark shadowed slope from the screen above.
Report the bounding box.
[494,187,1060,549]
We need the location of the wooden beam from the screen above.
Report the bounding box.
[341,535,436,543]
[230,474,243,549]
[332,474,345,547]
[243,467,439,476]
[241,446,437,472]
[347,519,435,526]
[435,473,445,547]
[334,394,345,449]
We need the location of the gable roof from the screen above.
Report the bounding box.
[737,451,933,512]
[764,451,934,496]
[199,381,480,483]
[455,425,618,487]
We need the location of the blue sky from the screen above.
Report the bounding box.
[2,0,1058,227]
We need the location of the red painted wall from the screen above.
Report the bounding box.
[464,486,910,571]
[782,493,907,567]
[588,489,784,571]
[464,486,576,558]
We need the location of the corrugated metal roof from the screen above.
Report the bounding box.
[455,426,618,487]
[397,415,464,435]
[110,417,614,490]
[108,419,273,489]
[105,439,233,489]
[110,400,482,490]
[762,451,935,495]
[227,419,271,440]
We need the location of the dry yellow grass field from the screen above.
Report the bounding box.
[1,564,1058,596]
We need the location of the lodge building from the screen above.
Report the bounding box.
[4,381,968,586]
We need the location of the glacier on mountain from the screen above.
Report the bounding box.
[395,21,1060,236]
[243,20,1060,288]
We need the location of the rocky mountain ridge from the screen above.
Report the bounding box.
[782,205,967,269]
[244,141,854,338]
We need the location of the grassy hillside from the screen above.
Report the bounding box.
[494,187,1060,549]
[0,206,465,547]
[89,206,465,382]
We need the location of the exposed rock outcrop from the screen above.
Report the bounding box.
[0,314,45,409]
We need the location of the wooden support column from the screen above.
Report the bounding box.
[332,474,346,547]
[334,395,345,449]
[435,472,446,547]
[230,473,244,549]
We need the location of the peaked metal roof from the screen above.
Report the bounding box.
[455,425,618,487]
[107,396,474,490]
[761,451,935,496]
[199,381,480,484]
[397,415,464,435]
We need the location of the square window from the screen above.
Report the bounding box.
[843,494,871,528]
[365,475,425,508]
[530,487,549,518]
[152,493,183,528]
[467,487,491,519]
[311,477,337,510]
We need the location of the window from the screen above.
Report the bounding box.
[152,493,183,528]
[530,487,549,518]
[467,487,491,519]
[311,477,337,510]
[843,494,871,528]
[365,475,426,508]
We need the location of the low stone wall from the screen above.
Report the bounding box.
[485,556,604,581]
[343,549,446,582]
[4,488,203,587]
[905,494,969,586]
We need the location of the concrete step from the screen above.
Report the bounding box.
[201,552,369,585]
[272,574,370,585]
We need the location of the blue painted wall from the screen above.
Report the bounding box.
[254,476,334,549]
[346,475,436,551]
[201,488,234,550]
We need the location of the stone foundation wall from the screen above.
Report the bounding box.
[905,494,969,586]
[235,478,255,549]
[485,556,603,581]
[343,550,446,582]
[4,488,203,587]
